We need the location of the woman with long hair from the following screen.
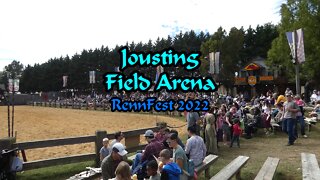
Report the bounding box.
[204,106,218,154]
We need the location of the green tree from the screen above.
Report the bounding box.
[267,0,320,86]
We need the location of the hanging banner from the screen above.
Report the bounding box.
[209,52,215,74]
[8,79,20,92]
[63,76,68,87]
[8,79,13,92]
[89,71,96,84]
[296,28,305,64]
[214,52,220,74]
[14,79,19,92]
[286,31,296,62]
[155,65,164,83]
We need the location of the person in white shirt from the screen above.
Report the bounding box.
[310,90,318,104]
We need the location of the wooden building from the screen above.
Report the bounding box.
[234,57,289,99]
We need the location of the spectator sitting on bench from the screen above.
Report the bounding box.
[159,149,182,180]
[109,131,124,154]
[132,130,164,179]
[109,161,131,180]
[146,160,160,180]
[155,123,168,143]
[101,143,128,180]
[162,128,172,149]
[309,100,320,117]
[100,138,110,162]
[167,133,189,177]
[170,129,185,150]
[185,126,206,167]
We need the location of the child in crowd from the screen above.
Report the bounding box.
[230,119,242,148]
[146,160,160,180]
[159,149,182,180]
[100,138,110,162]
[109,161,131,180]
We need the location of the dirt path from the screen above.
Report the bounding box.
[0,106,186,161]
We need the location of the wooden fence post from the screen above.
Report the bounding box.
[95,130,107,167]
[0,137,16,151]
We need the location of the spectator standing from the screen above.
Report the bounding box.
[295,95,307,138]
[230,119,242,148]
[185,126,207,167]
[109,131,124,153]
[282,92,299,146]
[204,107,218,155]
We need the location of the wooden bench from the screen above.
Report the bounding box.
[254,157,280,180]
[304,118,317,132]
[193,154,219,178]
[270,123,280,134]
[210,155,250,180]
[301,153,320,180]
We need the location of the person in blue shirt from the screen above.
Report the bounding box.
[159,149,182,180]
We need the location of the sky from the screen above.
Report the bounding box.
[0,0,285,71]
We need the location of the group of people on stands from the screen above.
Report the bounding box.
[99,124,206,180]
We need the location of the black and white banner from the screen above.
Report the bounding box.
[89,71,95,84]
[63,76,68,87]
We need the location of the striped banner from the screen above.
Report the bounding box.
[89,71,95,84]
[286,31,296,61]
[155,65,164,83]
[63,76,68,87]
[209,52,215,74]
[214,52,220,74]
[296,28,305,64]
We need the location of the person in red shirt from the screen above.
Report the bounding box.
[230,119,242,148]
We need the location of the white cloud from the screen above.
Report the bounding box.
[0,0,283,70]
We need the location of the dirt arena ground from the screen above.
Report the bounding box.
[0,106,186,161]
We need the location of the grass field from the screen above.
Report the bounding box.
[1,106,320,180]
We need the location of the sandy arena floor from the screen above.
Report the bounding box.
[0,106,186,161]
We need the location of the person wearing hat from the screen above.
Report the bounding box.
[101,142,128,180]
[282,92,300,146]
[132,130,164,179]
[275,95,286,106]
